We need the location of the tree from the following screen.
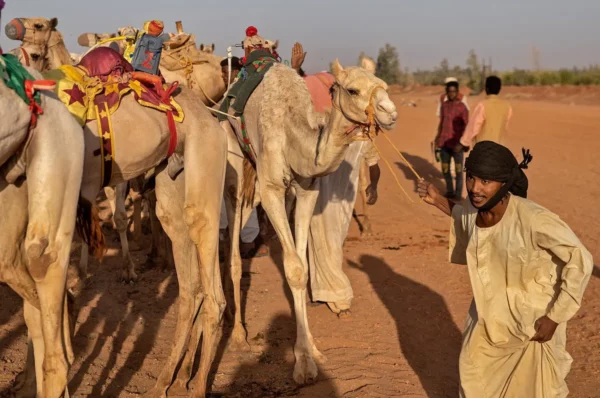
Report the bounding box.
[466,49,481,90]
[357,51,367,66]
[439,58,450,76]
[375,44,402,84]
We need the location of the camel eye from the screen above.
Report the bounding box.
[347,89,359,96]
[34,24,44,30]
[31,54,41,61]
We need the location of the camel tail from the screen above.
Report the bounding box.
[241,158,257,207]
[75,197,106,261]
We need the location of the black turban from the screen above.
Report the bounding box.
[465,141,533,211]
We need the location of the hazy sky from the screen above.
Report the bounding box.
[1,0,598,74]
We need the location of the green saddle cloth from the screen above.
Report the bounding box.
[0,53,41,105]
[218,50,277,121]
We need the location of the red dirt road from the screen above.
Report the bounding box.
[1,89,599,397]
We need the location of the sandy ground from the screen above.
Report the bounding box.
[0,88,599,397]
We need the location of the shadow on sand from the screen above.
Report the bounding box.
[349,254,462,397]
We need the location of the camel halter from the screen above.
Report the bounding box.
[19,47,30,66]
[331,82,387,142]
[332,81,422,202]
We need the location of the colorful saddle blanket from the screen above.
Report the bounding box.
[217,49,278,121]
[304,72,335,113]
[42,47,184,188]
[43,47,184,126]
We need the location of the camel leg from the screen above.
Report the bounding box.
[106,183,137,283]
[358,158,372,236]
[183,129,227,398]
[147,190,173,270]
[229,201,254,349]
[151,169,204,398]
[24,135,83,398]
[259,176,319,385]
[129,177,144,248]
[222,144,253,350]
[21,301,44,397]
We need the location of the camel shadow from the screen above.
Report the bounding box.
[349,255,462,397]
[0,287,25,359]
[67,222,178,396]
[395,152,446,193]
[593,264,600,279]
[225,313,338,397]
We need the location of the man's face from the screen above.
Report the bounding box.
[221,66,240,86]
[446,85,458,101]
[466,172,504,208]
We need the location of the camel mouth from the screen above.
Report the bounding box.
[375,112,397,131]
[5,19,26,41]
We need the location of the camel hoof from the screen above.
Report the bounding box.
[228,325,250,352]
[293,353,318,385]
[312,347,327,365]
[337,309,352,319]
[167,379,188,396]
[121,269,138,284]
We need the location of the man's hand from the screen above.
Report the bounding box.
[291,42,306,71]
[453,143,467,153]
[366,184,378,205]
[530,316,559,343]
[417,179,440,205]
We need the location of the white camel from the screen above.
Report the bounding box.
[0,54,85,397]
[221,58,397,382]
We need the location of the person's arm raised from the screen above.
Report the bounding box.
[417,179,455,216]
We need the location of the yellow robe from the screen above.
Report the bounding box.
[450,196,593,398]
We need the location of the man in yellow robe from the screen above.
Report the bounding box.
[417,141,593,397]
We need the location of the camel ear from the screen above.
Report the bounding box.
[211,43,215,52]
[200,44,205,51]
[50,18,58,29]
[273,40,279,50]
[360,57,376,74]
[332,58,346,80]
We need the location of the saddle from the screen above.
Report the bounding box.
[79,46,133,80]
[42,47,185,188]
[160,33,209,72]
[218,49,277,120]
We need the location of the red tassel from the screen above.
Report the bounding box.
[245,26,257,37]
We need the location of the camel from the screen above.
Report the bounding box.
[0,56,84,397]
[220,59,397,382]
[10,57,229,398]
[199,43,215,54]
[77,24,226,104]
[9,17,226,282]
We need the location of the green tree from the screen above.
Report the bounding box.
[357,51,367,66]
[376,44,402,84]
[466,49,481,90]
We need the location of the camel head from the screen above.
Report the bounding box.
[331,59,397,130]
[199,43,215,54]
[4,17,58,45]
[264,39,278,52]
[11,43,48,71]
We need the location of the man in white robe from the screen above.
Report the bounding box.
[418,141,593,397]
[308,140,379,316]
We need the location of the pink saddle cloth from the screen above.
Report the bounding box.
[304,72,335,113]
